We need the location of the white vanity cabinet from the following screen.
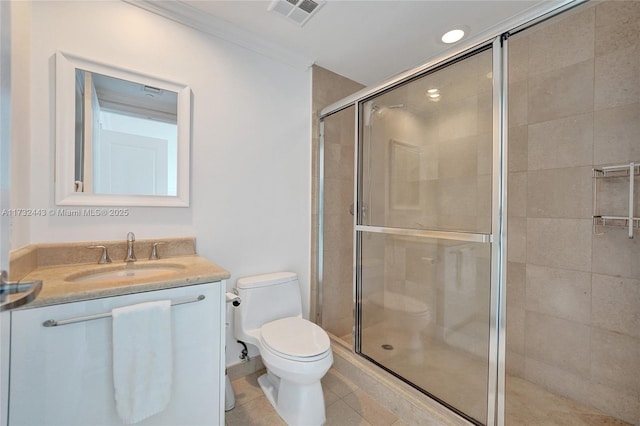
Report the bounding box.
[8,282,225,426]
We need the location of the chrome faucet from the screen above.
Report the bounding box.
[88,245,112,264]
[149,242,168,260]
[124,232,136,263]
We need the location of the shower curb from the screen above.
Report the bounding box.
[330,336,473,426]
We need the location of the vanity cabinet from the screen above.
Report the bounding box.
[8,282,225,426]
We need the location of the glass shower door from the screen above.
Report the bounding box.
[319,105,356,344]
[355,45,496,425]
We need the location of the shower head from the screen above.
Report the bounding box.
[371,103,404,111]
[364,102,405,125]
[373,103,405,120]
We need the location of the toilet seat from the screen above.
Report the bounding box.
[260,317,331,361]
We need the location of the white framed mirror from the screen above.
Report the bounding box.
[55,51,191,207]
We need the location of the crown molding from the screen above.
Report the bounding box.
[122,0,314,71]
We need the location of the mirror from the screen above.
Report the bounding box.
[56,51,191,207]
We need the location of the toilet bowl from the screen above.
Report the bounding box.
[234,272,333,426]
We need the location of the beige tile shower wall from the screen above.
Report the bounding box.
[310,66,363,332]
[506,2,640,423]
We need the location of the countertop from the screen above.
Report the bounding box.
[17,255,230,309]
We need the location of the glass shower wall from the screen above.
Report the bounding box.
[320,105,356,344]
[356,47,494,425]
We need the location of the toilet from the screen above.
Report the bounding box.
[234,272,333,426]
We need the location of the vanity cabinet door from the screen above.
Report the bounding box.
[8,282,224,426]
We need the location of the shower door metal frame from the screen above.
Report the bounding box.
[317,119,325,326]
[489,34,508,426]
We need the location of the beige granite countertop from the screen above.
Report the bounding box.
[9,237,230,309]
[19,255,230,309]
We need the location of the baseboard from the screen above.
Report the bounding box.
[227,356,265,381]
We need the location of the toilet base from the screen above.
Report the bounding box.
[258,371,326,426]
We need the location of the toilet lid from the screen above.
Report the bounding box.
[261,317,330,358]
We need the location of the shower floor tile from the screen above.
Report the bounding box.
[505,376,633,426]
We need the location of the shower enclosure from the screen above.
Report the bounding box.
[320,40,504,425]
[317,0,639,424]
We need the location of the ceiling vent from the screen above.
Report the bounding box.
[268,0,325,27]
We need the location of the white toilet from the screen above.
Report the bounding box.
[234,272,333,426]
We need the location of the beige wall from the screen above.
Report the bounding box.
[506,2,640,423]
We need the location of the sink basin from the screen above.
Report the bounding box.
[66,263,187,284]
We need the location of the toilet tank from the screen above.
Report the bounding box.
[234,272,302,335]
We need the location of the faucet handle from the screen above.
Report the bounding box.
[149,242,169,260]
[88,245,112,264]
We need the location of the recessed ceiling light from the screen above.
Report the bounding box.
[441,29,465,44]
[427,88,439,94]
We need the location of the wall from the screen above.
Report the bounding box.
[1,2,11,424]
[505,1,640,423]
[9,1,30,250]
[17,1,311,363]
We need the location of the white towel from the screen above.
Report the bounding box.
[112,300,173,424]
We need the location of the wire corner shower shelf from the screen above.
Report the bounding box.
[592,162,640,239]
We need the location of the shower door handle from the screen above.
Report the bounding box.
[349,203,368,217]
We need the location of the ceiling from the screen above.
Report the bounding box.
[91,72,178,122]
[131,0,550,86]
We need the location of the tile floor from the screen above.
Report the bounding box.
[225,365,632,426]
[226,322,632,426]
[225,368,406,426]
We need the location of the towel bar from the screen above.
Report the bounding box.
[42,294,205,327]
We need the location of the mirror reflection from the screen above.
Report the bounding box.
[74,70,178,196]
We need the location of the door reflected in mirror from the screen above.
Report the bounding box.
[74,70,178,196]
